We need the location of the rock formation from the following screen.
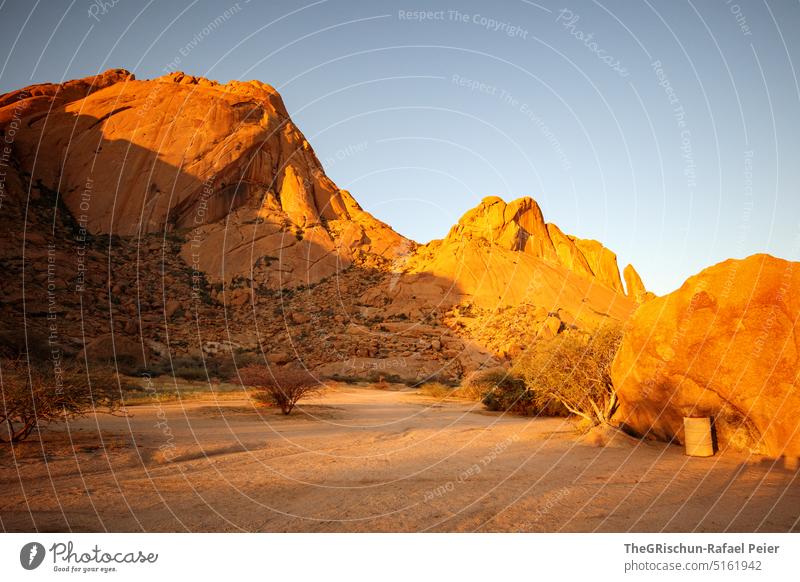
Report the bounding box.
[623,264,654,304]
[0,69,645,383]
[612,254,800,457]
[367,196,638,327]
[3,70,794,458]
[6,69,798,461]
[568,237,624,293]
[1,69,408,288]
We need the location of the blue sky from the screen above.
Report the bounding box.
[1,0,798,294]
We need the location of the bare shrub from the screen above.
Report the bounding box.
[419,382,454,398]
[153,352,259,382]
[458,367,511,401]
[0,359,120,443]
[236,365,320,415]
[460,366,544,414]
[512,324,623,425]
[479,369,562,416]
[714,404,764,453]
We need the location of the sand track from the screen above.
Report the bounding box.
[1,385,798,532]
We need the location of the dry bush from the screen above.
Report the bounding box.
[0,358,120,443]
[151,352,260,382]
[478,369,560,416]
[419,382,454,398]
[457,367,512,401]
[714,404,764,453]
[236,365,320,415]
[463,366,546,414]
[513,324,623,425]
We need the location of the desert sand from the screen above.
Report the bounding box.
[1,384,797,533]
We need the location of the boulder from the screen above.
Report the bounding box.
[290,311,310,324]
[267,352,290,365]
[228,289,250,307]
[611,254,800,457]
[82,333,146,368]
[546,223,594,279]
[539,315,562,338]
[165,299,182,319]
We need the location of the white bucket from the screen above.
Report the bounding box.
[683,417,714,457]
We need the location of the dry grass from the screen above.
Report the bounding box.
[419,381,488,401]
[449,383,485,401]
[418,382,456,399]
[121,379,245,406]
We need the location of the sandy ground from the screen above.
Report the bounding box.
[1,384,798,532]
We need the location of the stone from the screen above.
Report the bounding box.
[546,223,594,279]
[123,318,138,334]
[623,264,654,304]
[165,299,182,319]
[229,289,250,307]
[291,311,310,324]
[611,254,800,457]
[82,333,146,368]
[541,315,562,337]
[568,237,624,293]
[267,352,290,365]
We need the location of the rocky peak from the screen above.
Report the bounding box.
[0,68,134,127]
[566,236,624,293]
[441,195,635,294]
[0,68,409,287]
[449,196,555,259]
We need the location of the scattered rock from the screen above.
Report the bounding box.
[267,352,290,365]
[165,299,182,319]
[291,311,310,324]
[82,334,146,368]
[540,315,562,338]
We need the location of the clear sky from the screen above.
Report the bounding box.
[1,0,798,294]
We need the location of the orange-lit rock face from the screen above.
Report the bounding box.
[623,263,654,304]
[366,196,637,327]
[612,254,800,456]
[0,69,408,287]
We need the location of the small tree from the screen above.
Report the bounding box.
[513,324,623,426]
[237,364,320,415]
[0,359,120,443]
